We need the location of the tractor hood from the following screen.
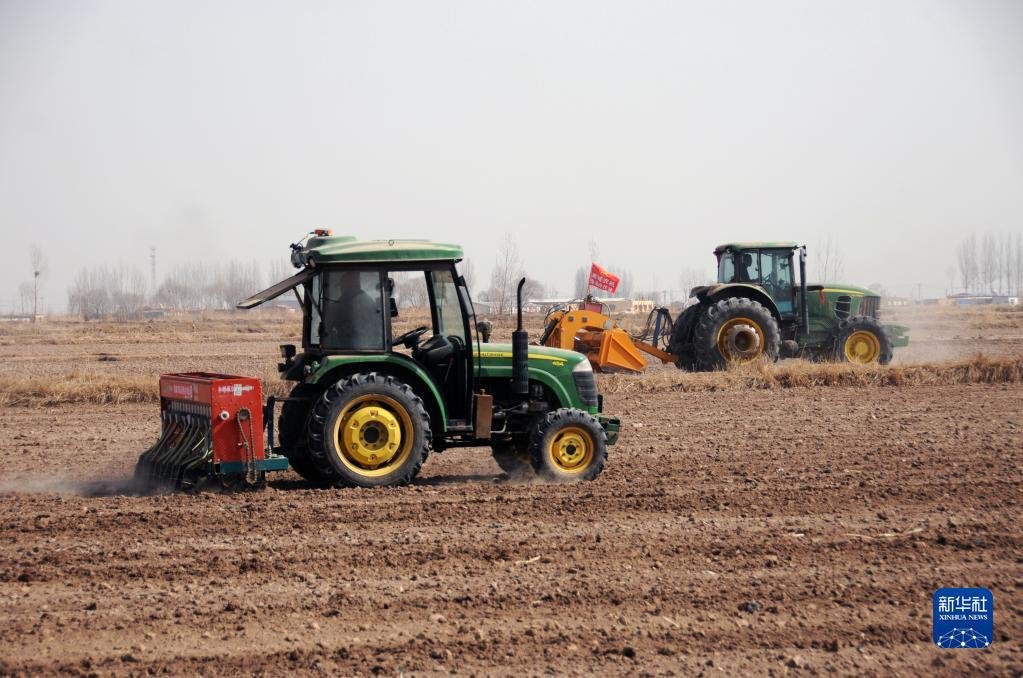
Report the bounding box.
[475,342,586,369]
[811,282,875,296]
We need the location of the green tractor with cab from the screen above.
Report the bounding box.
[667,242,909,370]
[239,233,620,488]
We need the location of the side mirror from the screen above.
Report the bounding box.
[389,298,399,318]
[478,319,492,342]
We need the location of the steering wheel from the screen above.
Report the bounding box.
[393,326,429,348]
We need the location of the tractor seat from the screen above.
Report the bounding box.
[414,334,457,384]
[415,333,454,365]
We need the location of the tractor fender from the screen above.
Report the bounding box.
[700,284,782,322]
[306,354,448,433]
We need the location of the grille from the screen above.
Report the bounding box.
[860,295,880,319]
[573,371,599,408]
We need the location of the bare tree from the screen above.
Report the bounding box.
[956,234,978,293]
[980,232,997,293]
[109,265,148,320]
[267,258,290,286]
[521,277,545,304]
[1000,232,1013,295]
[394,271,429,309]
[487,232,523,314]
[609,266,633,298]
[17,281,33,314]
[678,268,709,298]
[458,258,476,293]
[1016,232,1023,296]
[573,266,589,298]
[68,267,111,320]
[30,245,47,321]
[814,235,844,282]
[215,260,262,308]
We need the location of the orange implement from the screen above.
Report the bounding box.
[542,308,675,373]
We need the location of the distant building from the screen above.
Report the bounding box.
[524,298,656,314]
[946,293,1020,306]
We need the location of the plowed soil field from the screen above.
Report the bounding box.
[1,310,1021,675]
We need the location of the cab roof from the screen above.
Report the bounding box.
[301,235,464,265]
[714,241,799,254]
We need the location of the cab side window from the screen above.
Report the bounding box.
[318,270,385,350]
[429,269,466,341]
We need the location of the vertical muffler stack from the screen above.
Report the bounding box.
[511,278,529,396]
[135,372,289,491]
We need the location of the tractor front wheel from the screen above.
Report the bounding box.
[307,373,431,488]
[692,297,780,370]
[528,409,607,482]
[836,316,893,365]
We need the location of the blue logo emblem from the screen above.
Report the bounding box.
[933,588,993,649]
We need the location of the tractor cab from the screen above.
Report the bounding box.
[714,242,800,318]
[242,234,476,424]
[312,265,474,419]
[237,232,620,489]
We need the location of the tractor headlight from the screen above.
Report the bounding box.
[571,359,598,407]
[572,359,593,373]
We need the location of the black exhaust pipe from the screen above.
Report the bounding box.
[511,277,529,396]
[799,246,809,338]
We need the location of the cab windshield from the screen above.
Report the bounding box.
[716,251,757,284]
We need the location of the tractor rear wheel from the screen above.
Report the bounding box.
[836,316,893,365]
[307,373,431,488]
[491,439,534,478]
[668,304,701,370]
[278,384,324,482]
[692,297,780,370]
[528,408,607,482]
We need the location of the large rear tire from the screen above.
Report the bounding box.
[528,408,607,482]
[692,297,780,370]
[835,316,893,365]
[668,304,701,371]
[278,384,324,482]
[307,373,431,488]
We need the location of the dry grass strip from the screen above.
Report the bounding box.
[1,355,1020,406]
[0,367,292,407]
[598,355,1023,394]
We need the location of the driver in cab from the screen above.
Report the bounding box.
[324,271,383,350]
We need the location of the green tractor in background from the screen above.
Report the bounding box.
[667,242,909,370]
[239,233,620,488]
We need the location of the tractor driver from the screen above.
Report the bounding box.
[323,271,383,350]
[733,252,756,283]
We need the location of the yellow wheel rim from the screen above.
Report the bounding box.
[331,395,413,477]
[715,317,765,362]
[547,426,594,474]
[844,330,881,363]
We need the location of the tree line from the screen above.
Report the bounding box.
[955,232,1023,296]
[67,259,290,320]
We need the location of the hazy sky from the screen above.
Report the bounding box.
[1,0,1021,311]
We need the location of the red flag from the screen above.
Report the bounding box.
[588,263,620,294]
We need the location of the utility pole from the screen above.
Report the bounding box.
[150,247,157,299]
[32,269,39,322]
